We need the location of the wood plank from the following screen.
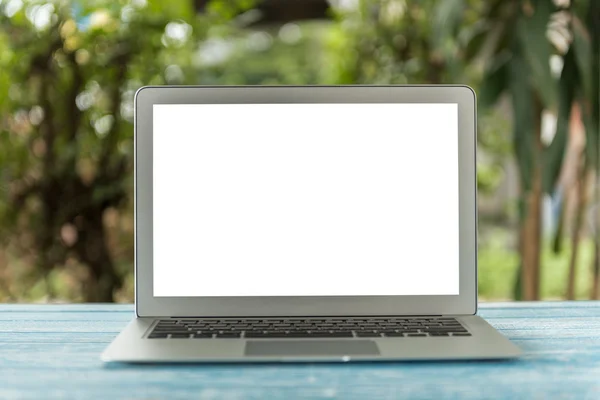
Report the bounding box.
[1,341,599,399]
[0,302,599,399]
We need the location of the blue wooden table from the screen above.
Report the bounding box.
[1,302,599,399]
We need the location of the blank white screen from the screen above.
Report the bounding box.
[153,104,459,296]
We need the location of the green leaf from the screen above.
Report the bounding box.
[205,0,256,20]
[513,263,523,300]
[571,15,592,100]
[462,23,489,60]
[509,50,535,192]
[464,15,511,63]
[147,0,195,22]
[517,0,557,110]
[461,0,510,60]
[581,99,599,168]
[432,0,464,51]
[542,48,577,193]
[479,51,510,109]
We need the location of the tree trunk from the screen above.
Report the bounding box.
[566,159,588,300]
[75,212,122,302]
[521,170,542,300]
[520,99,544,300]
[552,190,567,254]
[592,241,600,299]
[84,268,120,303]
[589,0,600,300]
[590,168,599,300]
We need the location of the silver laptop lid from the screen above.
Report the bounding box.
[134,85,477,317]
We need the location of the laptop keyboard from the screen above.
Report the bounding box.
[147,317,470,339]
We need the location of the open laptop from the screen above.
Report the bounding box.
[102,85,521,362]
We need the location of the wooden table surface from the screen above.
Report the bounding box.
[0,302,599,399]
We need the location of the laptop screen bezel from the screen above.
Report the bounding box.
[134,85,477,317]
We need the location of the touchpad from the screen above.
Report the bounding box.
[245,340,380,356]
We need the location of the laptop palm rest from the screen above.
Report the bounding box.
[245,340,380,356]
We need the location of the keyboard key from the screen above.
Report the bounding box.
[355,332,381,338]
[148,333,169,339]
[325,331,354,337]
[216,332,241,338]
[429,332,449,337]
[383,332,404,337]
[155,323,185,328]
[170,333,192,338]
[249,332,291,338]
[452,333,472,337]
[154,325,189,329]
[154,329,191,334]
[406,333,427,337]
[426,325,465,330]
[193,333,213,339]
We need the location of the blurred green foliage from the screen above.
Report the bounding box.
[479,234,594,300]
[0,0,233,301]
[0,0,597,302]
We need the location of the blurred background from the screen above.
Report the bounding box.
[0,0,598,303]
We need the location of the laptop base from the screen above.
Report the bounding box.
[101,315,521,363]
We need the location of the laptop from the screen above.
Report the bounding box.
[102,85,521,362]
